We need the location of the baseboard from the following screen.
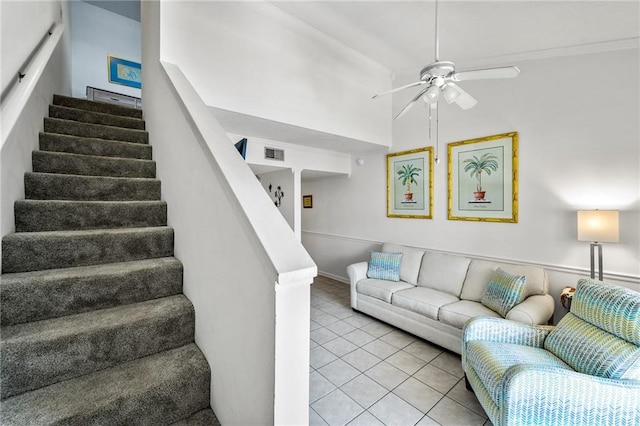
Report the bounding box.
[317,271,349,285]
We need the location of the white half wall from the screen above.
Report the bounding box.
[302,48,640,321]
[70,1,140,98]
[160,1,391,148]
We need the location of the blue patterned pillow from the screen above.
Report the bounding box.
[481,268,527,317]
[367,251,402,281]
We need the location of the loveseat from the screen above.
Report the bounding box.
[347,243,554,354]
[462,279,640,426]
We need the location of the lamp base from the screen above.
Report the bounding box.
[589,242,603,281]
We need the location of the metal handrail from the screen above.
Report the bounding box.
[1,22,64,149]
[1,23,57,103]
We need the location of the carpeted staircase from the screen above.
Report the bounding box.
[0,95,220,425]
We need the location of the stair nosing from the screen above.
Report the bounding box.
[44,117,149,143]
[40,131,152,149]
[53,94,143,118]
[3,225,172,239]
[33,150,156,165]
[50,104,145,124]
[0,344,208,425]
[0,256,180,280]
[26,171,159,182]
[1,294,190,341]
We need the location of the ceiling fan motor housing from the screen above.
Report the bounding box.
[420,61,455,83]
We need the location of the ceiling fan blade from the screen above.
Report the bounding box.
[372,81,425,99]
[394,87,429,120]
[451,66,520,82]
[444,83,477,110]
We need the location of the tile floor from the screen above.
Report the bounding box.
[310,275,492,426]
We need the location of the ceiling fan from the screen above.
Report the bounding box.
[372,0,520,121]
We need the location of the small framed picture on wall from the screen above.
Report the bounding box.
[303,195,313,208]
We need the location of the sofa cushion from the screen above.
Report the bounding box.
[481,268,527,317]
[367,251,402,281]
[466,341,572,406]
[439,300,501,329]
[356,279,414,304]
[571,279,640,346]
[417,252,470,297]
[544,312,640,380]
[382,243,425,285]
[460,260,547,302]
[391,287,459,320]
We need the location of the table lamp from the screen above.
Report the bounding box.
[577,210,619,281]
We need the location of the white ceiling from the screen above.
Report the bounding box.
[269,1,639,73]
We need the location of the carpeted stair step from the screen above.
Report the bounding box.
[2,226,174,273]
[170,408,221,425]
[1,257,182,326]
[1,295,194,399]
[25,172,161,201]
[40,132,152,160]
[53,94,143,119]
[0,343,210,425]
[32,151,156,178]
[45,117,148,144]
[49,104,145,130]
[15,200,167,232]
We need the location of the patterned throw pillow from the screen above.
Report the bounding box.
[367,251,403,282]
[481,268,527,317]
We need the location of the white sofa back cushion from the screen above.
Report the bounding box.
[460,259,548,302]
[417,251,471,297]
[382,243,425,285]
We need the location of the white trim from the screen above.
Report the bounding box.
[457,38,640,69]
[302,230,640,284]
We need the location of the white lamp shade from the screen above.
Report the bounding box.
[577,210,619,243]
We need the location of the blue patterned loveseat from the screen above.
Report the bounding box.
[462,278,640,426]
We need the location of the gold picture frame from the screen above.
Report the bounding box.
[387,147,433,219]
[302,195,313,208]
[448,132,518,223]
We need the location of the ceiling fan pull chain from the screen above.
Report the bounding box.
[434,104,441,164]
[428,103,432,139]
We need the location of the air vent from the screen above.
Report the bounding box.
[264,147,285,161]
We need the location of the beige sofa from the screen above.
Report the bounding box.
[347,243,554,354]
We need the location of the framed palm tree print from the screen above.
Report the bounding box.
[448,132,518,223]
[387,147,433,219]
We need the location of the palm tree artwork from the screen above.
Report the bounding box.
[463,152,499,200]
[396,164,422,202]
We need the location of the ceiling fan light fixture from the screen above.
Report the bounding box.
[442,84,460,103]
[423,85,440,104]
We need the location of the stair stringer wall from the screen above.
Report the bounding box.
[1,20,71,269]
[142,3,316,423]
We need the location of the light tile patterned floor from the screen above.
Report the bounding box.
[310,276,492,426]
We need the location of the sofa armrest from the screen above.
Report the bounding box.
[462,317,553,365]
[347,261,368,308]
[501,365,640,426]
[506,294,554,325]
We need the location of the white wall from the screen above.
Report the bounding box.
[160,1,391,148]
[0,1,63,94]
[302,48,639,319]
[70,1,140,98]
[144,2,316,423]
[1,1,71,269]
[259,169,295,231]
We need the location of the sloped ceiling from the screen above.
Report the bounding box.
[269,1,639,72]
